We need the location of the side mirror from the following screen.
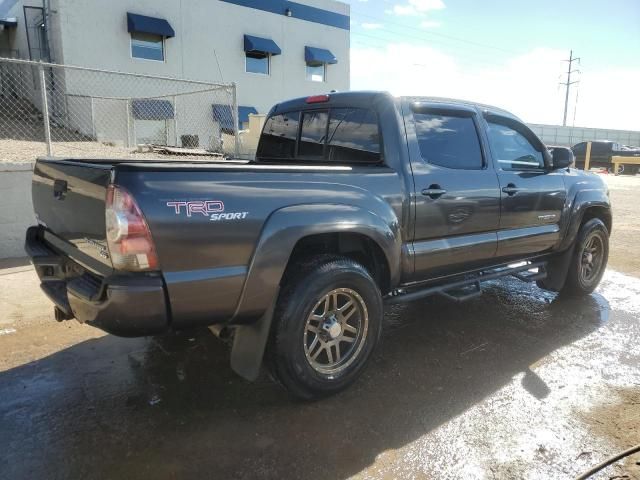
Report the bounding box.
[550,147,574,170]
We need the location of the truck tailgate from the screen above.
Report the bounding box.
[32,159,113,272]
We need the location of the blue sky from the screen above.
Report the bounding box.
[346,0,640,129]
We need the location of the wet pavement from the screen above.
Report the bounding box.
[2,175,640,479]
[1,266,639,479]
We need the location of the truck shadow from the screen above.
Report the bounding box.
[0,277,610,479]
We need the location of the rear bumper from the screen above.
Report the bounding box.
[25,226,170,337]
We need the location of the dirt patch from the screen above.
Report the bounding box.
[577,387,640,479]
[603,175,640,277]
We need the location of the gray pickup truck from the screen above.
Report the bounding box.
[26,91,611,399]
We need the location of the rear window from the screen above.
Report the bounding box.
[299,110,329,160]
[258,111,300,159]
[257,107,381,164]
[327,108,381,163]
[413,113,483,169]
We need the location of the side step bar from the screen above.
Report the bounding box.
[386,261,547,304]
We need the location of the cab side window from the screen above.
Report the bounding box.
[486,121,545,170]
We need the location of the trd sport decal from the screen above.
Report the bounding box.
[166,200,249,222]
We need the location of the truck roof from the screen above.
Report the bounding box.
[270,90,521,121]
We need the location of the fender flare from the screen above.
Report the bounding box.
[231,203,403,325]
[558,188,611,252]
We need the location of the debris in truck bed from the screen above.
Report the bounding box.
[144,144,226,158]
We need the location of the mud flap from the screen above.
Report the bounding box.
[541,244,576,292]
[230,289,278,381]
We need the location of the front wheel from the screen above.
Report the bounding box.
[267,256,383,400]
[561,218,609,296]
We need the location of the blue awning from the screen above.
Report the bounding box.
[305,46,337,66]
[239,106,258,124]
[131,99,174,120]
[212,104,234,133]
[213,105,257,131]
[0,18,17,28]
[127,12,175,38]
[243,35,281,56]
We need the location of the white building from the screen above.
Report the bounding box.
[0,0,350,150]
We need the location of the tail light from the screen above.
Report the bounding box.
[105,185,158,271]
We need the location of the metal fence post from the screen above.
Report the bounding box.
[90,97,96,140]
[126,99,131,148]
[39,64,53,156]
[173,95,178,147]
[231,82,240,158]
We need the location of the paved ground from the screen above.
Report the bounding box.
[1,175,639,479]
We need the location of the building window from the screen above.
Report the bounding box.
[131,32,164,61]
[306,63,326,82]
[246,52,270,75]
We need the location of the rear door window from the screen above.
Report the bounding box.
[257,111,300,159]
[413,113,483,169]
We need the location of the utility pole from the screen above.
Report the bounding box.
[561,50,580,126]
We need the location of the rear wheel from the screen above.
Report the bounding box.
[561,218,609,296]
[267,256,383,400]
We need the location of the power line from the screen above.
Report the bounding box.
[350,7,523,57]
[348,13,563,72]
[560,49,580,126]
[350,31,542,70]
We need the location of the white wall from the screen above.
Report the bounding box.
[0,162,34,259]
[53,0,350,114]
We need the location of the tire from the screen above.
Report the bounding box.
[560,218,609,296]
[267,255,383,400]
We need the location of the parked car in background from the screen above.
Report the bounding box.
[572,140,640,174]
[26,92,612,399]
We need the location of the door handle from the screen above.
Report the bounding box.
[502,184,519,196]
[422,185,447,199]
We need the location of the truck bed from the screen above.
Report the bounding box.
[31,156,404,332]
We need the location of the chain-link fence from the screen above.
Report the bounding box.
[0,57,244,162]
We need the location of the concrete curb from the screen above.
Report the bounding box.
[0,162,35,172]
